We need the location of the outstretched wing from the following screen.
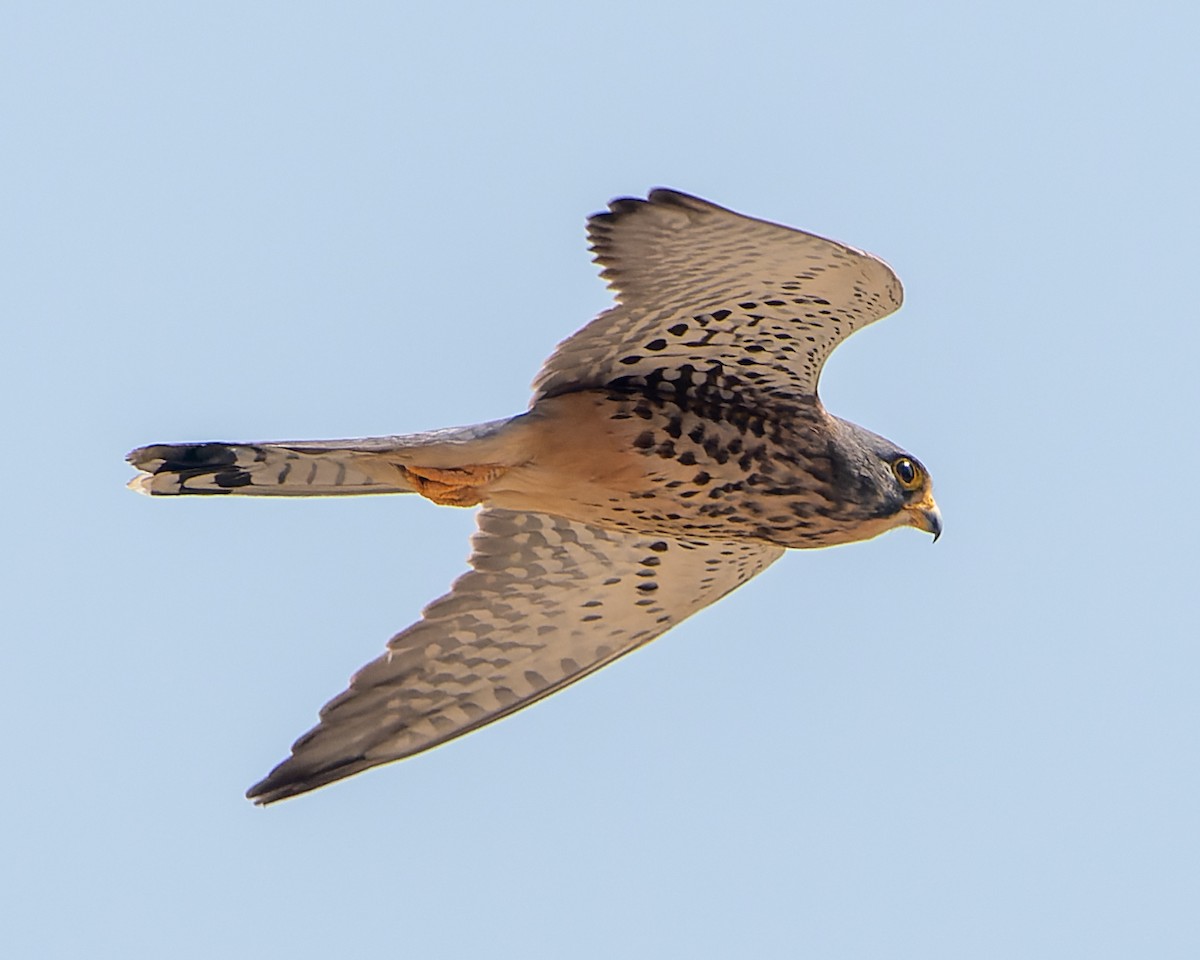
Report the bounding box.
[533,189,903,405]
[248,508,782,803]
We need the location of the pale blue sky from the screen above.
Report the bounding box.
[4,2,1198,957]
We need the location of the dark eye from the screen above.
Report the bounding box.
[892,457,921,490]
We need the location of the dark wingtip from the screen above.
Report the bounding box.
[245,754,374,806]
[588,188,712,258]
[646,187,698,206]
[591,188,703,224]
[606,196,646,215]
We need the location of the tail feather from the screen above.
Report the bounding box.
[126,418,523,497]
[126,441,416,496]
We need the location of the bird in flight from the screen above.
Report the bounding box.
[128,189,941,804]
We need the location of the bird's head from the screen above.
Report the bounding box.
[823,417,941,544]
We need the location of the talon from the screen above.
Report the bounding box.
[402,464,506,507]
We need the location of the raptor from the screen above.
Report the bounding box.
[128,189,941,803]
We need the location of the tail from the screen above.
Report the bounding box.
[127,419,520,497]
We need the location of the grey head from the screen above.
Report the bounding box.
[819,415,941,545]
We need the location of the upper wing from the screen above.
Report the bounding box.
[533,189,903,405]
[248,507,782,803]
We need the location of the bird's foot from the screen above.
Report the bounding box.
[401,464,506,507]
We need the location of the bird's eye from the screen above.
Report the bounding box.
[892,457,921,490]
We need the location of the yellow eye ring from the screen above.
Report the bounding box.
[892,457,922,491]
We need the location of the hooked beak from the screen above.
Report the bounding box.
[905,492,942,542]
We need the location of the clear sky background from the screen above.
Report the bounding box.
[4,2,1198,957]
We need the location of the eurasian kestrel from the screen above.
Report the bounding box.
[128,189,941,804]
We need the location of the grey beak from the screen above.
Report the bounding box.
[925,504,942,542]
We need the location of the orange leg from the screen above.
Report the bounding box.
[401,464,507,507]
